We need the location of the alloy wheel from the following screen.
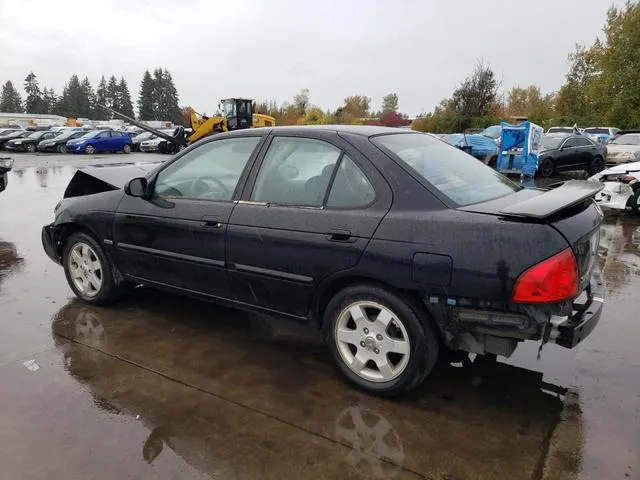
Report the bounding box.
[68,242,103,298]
[334,301,411,382]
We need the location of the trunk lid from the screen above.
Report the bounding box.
[460,180,604,291]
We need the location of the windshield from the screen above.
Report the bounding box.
[222,101,236,117]
[541,136,564,149]
[584,128,608,134]
[78,130,100,139]
[28,131,47,139]
[482,125,501,139]
[548,127,573,133]
[611,134,640,146]
[442,134,463,145]
[372,133,519,206]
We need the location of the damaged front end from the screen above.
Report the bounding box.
[42,162,160,265]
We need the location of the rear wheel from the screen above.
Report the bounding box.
[488,156,498,168]
[63,232,122,305]
[123,144,131,154]
[323,284,439,396]
[57,144,66,154]
[538,158,555,177]
[587,156,605,175]
[85,145,95,154]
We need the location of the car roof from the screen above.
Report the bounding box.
[226,125,417,138]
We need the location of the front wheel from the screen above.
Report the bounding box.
[26,143,36,153]
[63,232,122,305]
[323,284,439,396]
[85,145,95,154]
[57,144,66,154]
[123,144,131,154]
[538,158,555,177]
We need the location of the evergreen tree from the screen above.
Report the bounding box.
[42,87,58,114]
[0,81,24,113]
[80,77,96,118]
[161,69,181,124]
[24,72,45,113]
[107,76,118,109]
[137,70,155,120]
[96,75,108,112]
[116,77,135,118]
[152,68,164,120]
[57,75,83,117]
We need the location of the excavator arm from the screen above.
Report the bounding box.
[96,104,187,147]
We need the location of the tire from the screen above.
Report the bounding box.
[538,158,555,177]
[123,144,131,154]
[631,189,640,216]
[323,284,439,396]
[26,143,36,153]
[57,144,66,154]
[62,232,121,305]
[488,156,498,168]
[587,156,605,176]
[85,145,95,154]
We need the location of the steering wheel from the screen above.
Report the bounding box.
[190,176,229,199]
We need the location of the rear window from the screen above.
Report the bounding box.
[372,133,519,206]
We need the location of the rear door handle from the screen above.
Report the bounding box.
[327,229,353,242]
[201,215,223,228]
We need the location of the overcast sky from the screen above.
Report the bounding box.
[0,0,622,116]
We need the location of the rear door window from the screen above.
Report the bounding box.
[251,137,341,206]
[574,137,593,147]
[326,156,375,208]
[372,133,519,206]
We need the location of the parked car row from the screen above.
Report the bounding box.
[0,128,135,154]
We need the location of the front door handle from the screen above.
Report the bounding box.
[327,229,353,242]
[201,216,223,228]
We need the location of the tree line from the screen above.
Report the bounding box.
[413,2,639,132]
[1,3,635,131]
[0,68,182,125]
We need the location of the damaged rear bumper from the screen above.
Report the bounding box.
[42,224,61,265]
[549,269,605,348]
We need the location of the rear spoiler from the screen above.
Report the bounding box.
[500,180,603,219]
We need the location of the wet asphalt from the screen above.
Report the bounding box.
[0,153,638,480]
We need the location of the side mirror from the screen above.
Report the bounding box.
[125,177,148,198]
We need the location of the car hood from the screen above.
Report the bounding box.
[594,160,640,176]
[63,163,161,198]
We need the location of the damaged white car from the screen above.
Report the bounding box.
[589,160,640,215]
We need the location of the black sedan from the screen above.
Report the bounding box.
[0,156,13,193]
[37,129,86,153]
[4,130,61,153]
[537,134,607,177]
[0,130,29,149]
[41,126,605,396]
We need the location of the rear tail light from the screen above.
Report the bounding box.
[512,248,579,303]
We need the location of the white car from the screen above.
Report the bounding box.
[139,129,174,152]
[583,127,620,145]
[589,160,640,215]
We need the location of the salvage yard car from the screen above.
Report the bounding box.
[4,130,61,153]
[604,132,640,165]
[0,130,28,149]
[41,126,605,396]
[0,157,13,193]
[442,133,499,166]
[38,129,87,153]
[66,129,132,154]
[537,133,607,177]
[589,160,640,215]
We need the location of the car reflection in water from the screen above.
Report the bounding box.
[50,294,576,480]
